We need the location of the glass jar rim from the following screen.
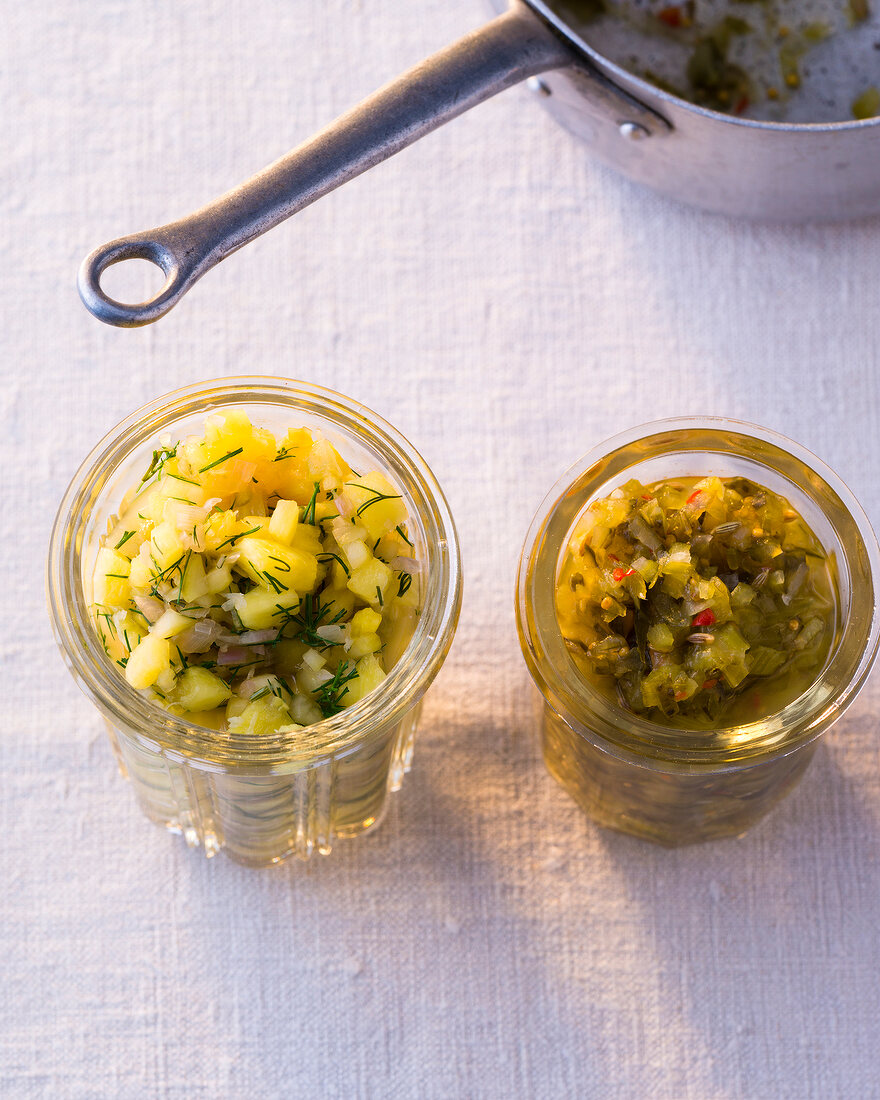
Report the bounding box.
[516,416,880,765]
[48,376,462,767]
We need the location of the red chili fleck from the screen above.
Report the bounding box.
[692,609,716,627]
[702,679,717,690]
[734,96,750,114]
[658,5,683,27]
[641,494,653,501]
[608,553,620,562]
[686,489,703,506]
[612,567,625,583]
[674,690,689,701]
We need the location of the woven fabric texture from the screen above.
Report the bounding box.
[3,2,880,1097]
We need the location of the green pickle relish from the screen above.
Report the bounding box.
[556,475,838,728]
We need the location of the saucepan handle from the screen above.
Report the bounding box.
[78,1,577,327]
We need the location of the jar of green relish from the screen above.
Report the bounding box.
[516,418,880,846]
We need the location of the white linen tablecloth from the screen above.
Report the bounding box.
[4,2,880,1097]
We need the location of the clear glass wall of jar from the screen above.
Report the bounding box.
[49,378,462,866]
[516,419,880,846]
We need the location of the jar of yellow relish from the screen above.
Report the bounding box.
[49,378,462,866]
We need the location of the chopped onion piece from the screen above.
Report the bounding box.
[217,645,250,666]
[169,503,206,532]
[390,556,418,574]
[134,595,164,623]
[238,629,277,645]
[176,618,223,653]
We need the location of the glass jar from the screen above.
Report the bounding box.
[48,378,462,866]
[516,418,880,846]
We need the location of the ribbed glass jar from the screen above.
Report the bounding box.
[49,378,462,866]
[516,418,880,846]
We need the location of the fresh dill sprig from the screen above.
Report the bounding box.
[302,482,320,526]
[395,525,413,548]
[214,525,262,552]
[147,552,187,597]
[276,594,345,648]
[397,572,412,598]
[139,444,178,487]
[199,447,244,474]
[262,571,289,594]
[317,552,350,577]
[348,482,402,517]
[114,530,135,550]
[314,661,359,718]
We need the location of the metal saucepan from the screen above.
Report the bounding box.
[79,0,880,327]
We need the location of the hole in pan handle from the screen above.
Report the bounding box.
[77,231,200,329]
[77,1,584,328]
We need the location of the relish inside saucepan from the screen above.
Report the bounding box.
[555,475,838,729]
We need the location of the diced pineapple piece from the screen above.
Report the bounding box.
[273,428,317,503]
[205,562,233,594]
[159,475,207,508]
[347,557,392,605]
[302,648,326,671]
[289,694,323,726]
[343,539,371,570]
[128,547,153,591]
[268,499,299,544]
[109,527,141,559]
[93,548,131,606]
[226,694,249,721]
[307,438,352,489]
[125,633,172,689]
[150,521,184,568]
[297,664,331,695]
[180,552,209,603]
[276,427,314,464]
[227,695,292,736]
[292,523,323,557]
[115,610,149,655]
[314,498,339,523]
[156,666,177,695]
[329,557,350,587]
[202,510,245,553]
[173,667,231,712]
[236,588,300,630]
[343,654,387,706]
[321,586,355,623]
[151,608,195,639]
[350,608,382,637]
[348,632,381,659]
[342,472,407,541]
[236,536,318,595]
